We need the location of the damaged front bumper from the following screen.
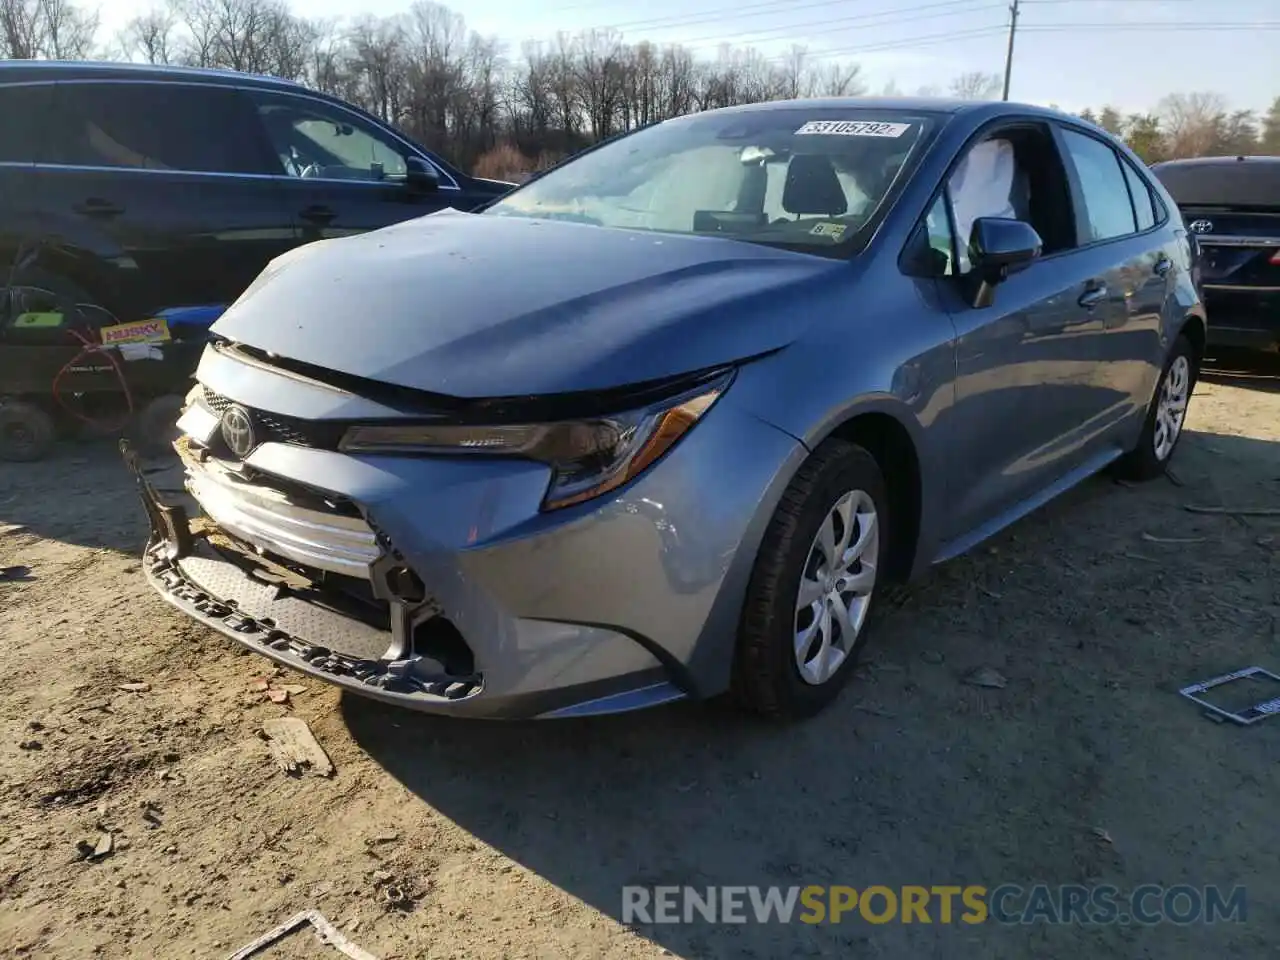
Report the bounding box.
[120,439,485,712]
[120,345,807,720]
[118,435,696,719]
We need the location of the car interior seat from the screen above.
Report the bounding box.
[782,154,849,219]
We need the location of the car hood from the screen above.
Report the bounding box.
[211,209,842,399]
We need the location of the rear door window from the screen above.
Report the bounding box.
[1059,128,1138,243]
[0,84,56,163]
[45,82,276,175]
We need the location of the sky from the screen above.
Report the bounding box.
[92,0,1280,116]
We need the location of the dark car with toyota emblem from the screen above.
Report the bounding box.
[1151,156,1280,353]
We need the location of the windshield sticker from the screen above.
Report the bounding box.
[795,120,911,138]
[810,222,848,241]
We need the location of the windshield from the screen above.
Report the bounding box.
[485,109,933,252]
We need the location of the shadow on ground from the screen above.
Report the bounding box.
[0,439,178,553]
[342,428,1280,959]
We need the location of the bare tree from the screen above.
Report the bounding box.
[1,0,96,58]
[812,61,864,98]
[1159,92,1228,158]
[949,70,1000,100]
[39,0,97,57]
[120,8,176,63]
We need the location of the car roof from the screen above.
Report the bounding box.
[688,96,1073,121]
[1153,155,1280,169]
[0,59,304,91]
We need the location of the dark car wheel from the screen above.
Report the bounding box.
[0,399,56,462]
[732,439,889,720]
[1114,333,1197,482]
[131,393,186,458]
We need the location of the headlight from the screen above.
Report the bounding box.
[338,371,732,511]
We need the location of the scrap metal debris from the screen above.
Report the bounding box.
[1179,666,1280,725]
[1141,532,1206,545]
[964,666,1008,690]
[224,909,378,960]
[1183,504,1280,517]
[260,718,334,777]
[0,565,32,582]
[116,682,151,693]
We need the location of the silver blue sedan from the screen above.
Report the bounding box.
[125,97,1204,720]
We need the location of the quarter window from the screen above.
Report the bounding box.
[44,83,275,174]
[924,194,955,276]
[1119,158,1157,231]
[250,91,409,182]
[1060,129,1137,242]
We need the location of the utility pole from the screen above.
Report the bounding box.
[1001,0,1020,101]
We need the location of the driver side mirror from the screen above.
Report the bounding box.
[966,217,1043,308]
[405,156,440,194]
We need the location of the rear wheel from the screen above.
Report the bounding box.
[732,439,889,720]
[1114,334,1197,481]
[132,393,186,458]
[0,400,56,462]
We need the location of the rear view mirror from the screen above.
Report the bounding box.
[405,156,440,194]
[967,217,1043,308]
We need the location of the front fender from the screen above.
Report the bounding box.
[723,290,957,581]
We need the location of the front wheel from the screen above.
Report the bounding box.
[732,439,889,720]
[1114,334,1197,481]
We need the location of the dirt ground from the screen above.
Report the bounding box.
[2,350,1279,960]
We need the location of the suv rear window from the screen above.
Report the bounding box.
[43,82,274,175]
[1153,160,1280,210]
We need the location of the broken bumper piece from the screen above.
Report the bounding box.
[119,439,483,712]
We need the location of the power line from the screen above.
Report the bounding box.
[591,0,851,34]
[677,1,1003,51]
[1022,22,1280,29]
[771,24,1009,61]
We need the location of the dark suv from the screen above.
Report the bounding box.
[1151,156,1280,352]
[0,61,513,323]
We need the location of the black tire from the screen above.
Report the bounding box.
[131,393,186,458]
[1113,334,1197,482]
[732,439,891,720]
[0,399,56,462]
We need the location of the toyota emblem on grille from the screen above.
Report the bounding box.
[1189,219,1214,234]
[220,404,257,459]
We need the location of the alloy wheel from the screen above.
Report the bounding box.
[794,489,879,686]
[1153,354,1190,462]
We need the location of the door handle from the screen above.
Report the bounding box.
[73,197,124,218]
[298,204,336,224]
[1153,256,1173,277]
[1078,282,1108,309]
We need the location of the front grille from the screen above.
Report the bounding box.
[203,386,346,450]
[180,447,381,579]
